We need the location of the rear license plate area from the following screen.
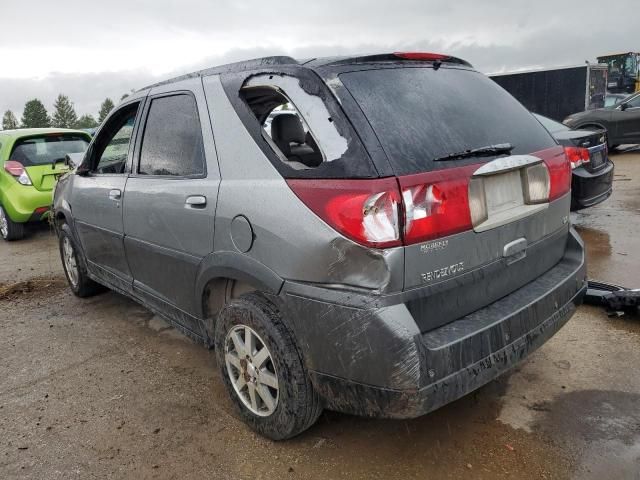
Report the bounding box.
[473,165,548,233]
[590,149,604,168]
[484,170,524,214]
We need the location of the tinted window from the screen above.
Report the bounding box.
[94,105,138,174]
[605,95,624,107]
[11,135,88,167]
[339,67,557,175]
[534,113,569,134]
[627,94,640,108]
[138,94,205,176]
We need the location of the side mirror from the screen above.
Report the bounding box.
[620,102,629,111]
[64,152,85,169]
[76,165,91,176]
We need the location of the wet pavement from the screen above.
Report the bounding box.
[1,149,639,479]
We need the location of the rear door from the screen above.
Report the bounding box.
[335,65,570,330]
[72,101,143,285]
[123,77,219,320]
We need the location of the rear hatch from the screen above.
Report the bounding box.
[333,64,572,331]
[10,133,89,191]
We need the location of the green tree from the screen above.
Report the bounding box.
[52,94,78,128]
[21,99,50,128]
[2,110,19,130]
[75,114,98,129]
[98,98,115,123]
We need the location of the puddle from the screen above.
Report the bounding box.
[531,390,640,478]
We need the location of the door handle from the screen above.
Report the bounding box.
[108,189,122,200]
[185,195,207,208]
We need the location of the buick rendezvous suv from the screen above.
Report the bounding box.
[53,53,587,440]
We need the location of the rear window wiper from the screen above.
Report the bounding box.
[433,143,514,162]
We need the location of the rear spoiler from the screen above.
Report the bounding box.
[322,52,473,68]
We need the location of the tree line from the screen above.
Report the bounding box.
[1,92,133,131]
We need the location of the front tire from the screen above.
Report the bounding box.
[214,293,322,440]
[0,205,25,241]
[58,223,102,297]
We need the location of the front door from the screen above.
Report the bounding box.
[611,93,640,142]
[123,78,219,325]
[72,100,143,286]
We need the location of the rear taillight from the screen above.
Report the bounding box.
[545,149,573,200]
[522,163,551,204]
[287,148,569,249]
[286,178,402,248]
[393,52,450,61]
[398,165,476,244]
[564,146,590,169]
[4,160,32,185]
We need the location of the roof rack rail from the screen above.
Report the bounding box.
[140,56,300,91]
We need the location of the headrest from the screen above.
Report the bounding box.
[271,113,306,147]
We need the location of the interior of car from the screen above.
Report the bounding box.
[241,86,323,168]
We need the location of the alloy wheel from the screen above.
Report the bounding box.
[62,236,79,287]
[224,324,279,417]
[0,207,8,239]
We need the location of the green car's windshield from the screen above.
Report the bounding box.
[10,134,89,167]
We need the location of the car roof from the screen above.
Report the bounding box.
[141,52,473,91]
[0,128,91,139]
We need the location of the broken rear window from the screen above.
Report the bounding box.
[240,74,349,169]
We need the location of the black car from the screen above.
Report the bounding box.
[563,92,640,149]
[535,113,614,210]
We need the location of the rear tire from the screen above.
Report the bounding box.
[0,205,25,241]
[214,293,322,440]
[58,223,103,297]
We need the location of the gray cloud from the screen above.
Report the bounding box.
[0,0,635,118]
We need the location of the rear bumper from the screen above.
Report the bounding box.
[1,182,52,223]
[571,161,614,210]
[281,228,586,418]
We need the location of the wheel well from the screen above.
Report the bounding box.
[203,277,257,322]
[51,211,67,231]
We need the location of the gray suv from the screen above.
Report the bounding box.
[53,53,587,440]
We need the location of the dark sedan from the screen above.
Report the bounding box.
[535,114,614,210]
[563,92,640,149]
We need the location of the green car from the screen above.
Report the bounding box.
[0,128,91,240]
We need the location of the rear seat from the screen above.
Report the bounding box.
[270,113,322,167]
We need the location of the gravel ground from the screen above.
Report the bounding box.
[1,148,639,479]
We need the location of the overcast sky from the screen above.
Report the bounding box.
[1,0,635,119]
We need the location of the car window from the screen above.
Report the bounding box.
[10,135,88,167]
[93,103,139,174]
[241,81,335,169]
[138,94,205,177]
[339,67,556,175]
[605,96,622,107]
[534,113,570,134]
[626,94,640,108]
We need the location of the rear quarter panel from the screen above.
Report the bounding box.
[202,74,404,292]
